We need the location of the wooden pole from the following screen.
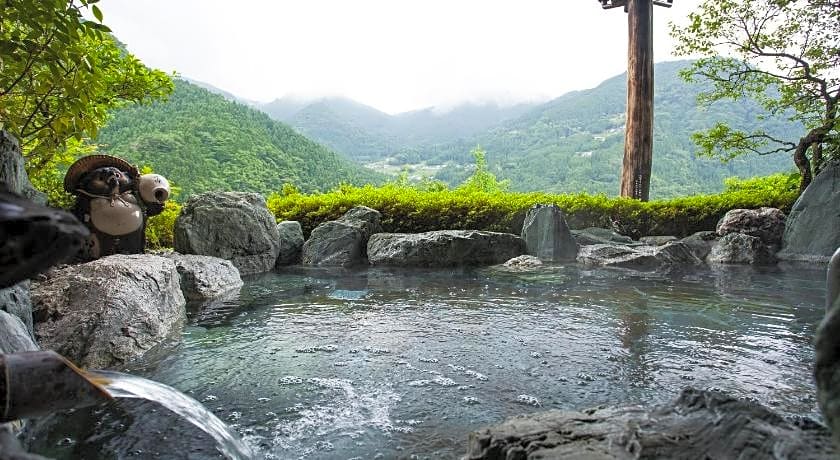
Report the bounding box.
[620,0,654,201]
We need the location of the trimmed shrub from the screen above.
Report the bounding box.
[267,173,800,239]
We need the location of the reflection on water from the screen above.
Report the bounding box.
[28,262,826,459]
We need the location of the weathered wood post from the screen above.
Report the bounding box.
[597,0,672,201]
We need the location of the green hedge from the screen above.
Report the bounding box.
[267,173,800,239]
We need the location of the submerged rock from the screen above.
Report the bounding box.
[708,233,776,265]
[165,253,243,300]
[520,204,577,261]
[276,220,305,266]
[779,164,840,262]
[499,255,544,272]
[465,388,834,459]
[31,255,186,369]
[302,206,382,267]
[367,230,525,267]
[174,192,280,275]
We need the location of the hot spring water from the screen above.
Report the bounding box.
[26,263,826,458]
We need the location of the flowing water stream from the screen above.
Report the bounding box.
[26,262,827,459]
[86,370,255,460]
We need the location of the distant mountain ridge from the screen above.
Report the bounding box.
[419,60,798,197]
[96,80,384,198]
[126,61,801,199]
[257,96,537,162]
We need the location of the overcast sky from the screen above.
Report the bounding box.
[98,0,701,114]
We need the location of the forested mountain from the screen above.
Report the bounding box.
[406,60,799,198]
[258,97,536,162]
[241,60,799,198]
[96,80,384,198]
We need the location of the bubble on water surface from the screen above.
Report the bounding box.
[271,379,404,455]
[419,357,439,363]
[278,376,304,385]
[364,346,391,354]
[464,370,488,381]
[516,395,541,406]
[432,377,457,387]
[56,438,75,447]
[295,345,338,353]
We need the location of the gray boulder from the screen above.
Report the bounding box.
[465,387,834,459]
[0,310,38,354]
[0,282,33,337]
[0,130,45,203]
[31,255,186,369]
[367,230,525,267]
[577,244,659,270]
[276,220,305,266]
[816,247,840,448]
[572,227,639,246]
[520,204,577,261]
[656,241,705,265]
[165,253,243,301]
[679,231,718,261]
[302,206,382,267]
[708,233,776,265]
[779,163,840,262]
[639,235,678,246]
[174,192,280,275]
[577,242,702,270]
[0,281,38,353]
[717,207,786,247]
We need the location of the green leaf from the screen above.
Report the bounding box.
[91,5,103,23]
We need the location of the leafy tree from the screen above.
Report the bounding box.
[671,0,840,192]
[0,0,173,174]
[457,146,509,193]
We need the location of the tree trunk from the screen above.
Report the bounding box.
[793,138,813,194]
[620,0,654,201]
[812,142,824,177]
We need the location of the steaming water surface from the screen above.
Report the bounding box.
[28,263,826,459]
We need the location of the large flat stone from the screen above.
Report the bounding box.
[466,388,835,459]
[368,230,525,267]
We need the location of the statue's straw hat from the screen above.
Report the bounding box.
[64,155,139,193]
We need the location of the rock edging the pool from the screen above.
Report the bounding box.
[29,253,242,369]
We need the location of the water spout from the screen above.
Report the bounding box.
[0,351,111,423]
[86,370,254,460]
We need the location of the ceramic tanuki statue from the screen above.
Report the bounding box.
[64,155,170,260]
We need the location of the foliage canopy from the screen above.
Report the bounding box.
[0,0,173,173]
[671,0,840,191]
